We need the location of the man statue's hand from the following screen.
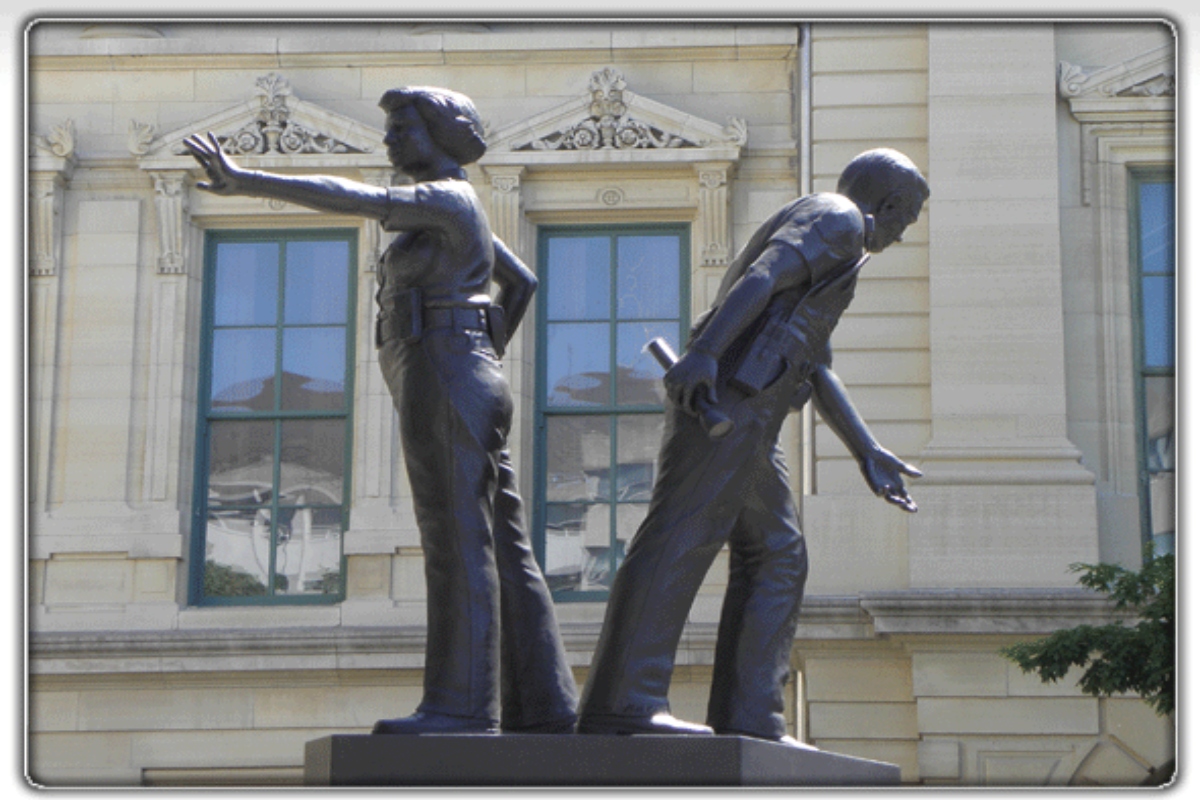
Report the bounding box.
[184,132,247,195]
[665,350,719,417]
[859,447,922,513]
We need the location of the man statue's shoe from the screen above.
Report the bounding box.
[371,711,499,735]
[715,727,818,749]
[502,714,578,734]
[577,712,714,736]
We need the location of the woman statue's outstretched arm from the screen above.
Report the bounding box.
[185,132,390,221]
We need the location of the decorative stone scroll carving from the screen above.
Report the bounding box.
[30,120,77,277]
[1058,45,1175,99]
[209,73,371,156]
[496,67,747,157]
[128,120,157,156]
[522,67,697,151]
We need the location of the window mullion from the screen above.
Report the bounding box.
[608,234,621,578]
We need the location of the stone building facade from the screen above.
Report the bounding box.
[26,20,1175,786]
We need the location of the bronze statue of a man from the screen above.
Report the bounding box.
[186,87,578,735]
[576,148,929,745]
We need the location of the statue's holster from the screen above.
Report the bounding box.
[729,307,834,398]
[376,287,507,357]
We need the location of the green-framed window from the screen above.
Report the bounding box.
[533,225,689,600]
[1130,170,1175,556]
[190,229,357,605]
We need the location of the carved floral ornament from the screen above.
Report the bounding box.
[205,74,370,156]
[513,67,748,152]
[130,74,374,163]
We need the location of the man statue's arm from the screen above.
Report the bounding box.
[810,363,922,512]
[666,243,807,413]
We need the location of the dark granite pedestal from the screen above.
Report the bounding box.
[304,733,902,786]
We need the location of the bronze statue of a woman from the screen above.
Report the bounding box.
[186,86,578,735]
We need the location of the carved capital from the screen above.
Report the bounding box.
[491,174,521,194]
[698,169,728,190]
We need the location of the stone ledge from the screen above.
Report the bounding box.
[861,589,1124,635]
[29,590,1130,674]
[303,733,901,786]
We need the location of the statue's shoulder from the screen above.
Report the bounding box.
[769,193,865,263]
[804,193,865,240]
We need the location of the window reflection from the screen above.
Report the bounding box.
[284,241,350,325]
[279,419,345,505]
[214,242,278,326]
[281,328,347,411]
[1135,176,1175,556]
[538,227,685,597]
[546,323,610,407]
[273,508,343,595]
[198,232,353,603]
[617,235,680,319]
[546,237,611,321]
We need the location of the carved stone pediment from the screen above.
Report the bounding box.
[1059,44,1174,122]
[483,67,746,168]
[136,73,388,172]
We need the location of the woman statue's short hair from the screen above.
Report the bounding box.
[379,86,488,166]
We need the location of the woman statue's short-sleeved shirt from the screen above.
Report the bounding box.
[377,179,494,309]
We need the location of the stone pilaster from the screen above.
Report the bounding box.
[913,25,1098,588]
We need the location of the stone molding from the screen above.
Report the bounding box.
[1059,44,1175,208]
[28,590,1124,675]
[859,589,1123,636]
[1059,45,1174,493]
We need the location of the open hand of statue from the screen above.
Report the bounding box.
[664,350,719,417]
[183,132,245,195]
[860,447,922,513]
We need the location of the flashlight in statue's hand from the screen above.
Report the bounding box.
[645,338,733,440]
